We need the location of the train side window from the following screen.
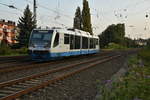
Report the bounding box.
[86,37,88,49]
[64,34,69,44]
[90,38,93,49]
[70,35,75,49]
[94,39,96,48]
[53,33,59,47]
[82,37,85,49]
[96,39,98,45]
[92,38,94,49]
[75,36,81,49]
[82,37,88,49]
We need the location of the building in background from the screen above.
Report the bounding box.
[0,19,17,45]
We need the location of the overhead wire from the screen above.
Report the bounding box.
[125,3,150,31]
[24,0,73,28]
[90,0,150,36]
[25,0,72,19]
[0,2,23,12]
[97,0,149,20]
[2,0,150,35]
[0,1,22,22]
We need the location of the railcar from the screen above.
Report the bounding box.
[28,28,99,61]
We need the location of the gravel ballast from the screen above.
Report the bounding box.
[20,52,128,100]
[0,52,114,82]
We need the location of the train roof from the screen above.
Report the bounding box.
[33,28,99,39]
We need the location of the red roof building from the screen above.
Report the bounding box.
[0,19,17,44]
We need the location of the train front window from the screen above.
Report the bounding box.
[30,30,53,47]
[43,34,52,41]
[32,33,42,39]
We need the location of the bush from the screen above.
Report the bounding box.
[10,43,22,49]
[15,47,28,54]
[99,54,150,100]
[138,49,150,64]
[105,43,127,50]
[0,45,12,55]
[0,44,28,56]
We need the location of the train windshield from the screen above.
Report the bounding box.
[30,30,53,46]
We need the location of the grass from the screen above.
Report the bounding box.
[138,49,150,65]
[104,43,127,50]
[0,46,28,56]
[98,49,150,100]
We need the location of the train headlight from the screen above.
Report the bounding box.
[44,44,50,48]
[30,44,35,48]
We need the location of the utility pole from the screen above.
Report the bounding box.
[33,0,37,26]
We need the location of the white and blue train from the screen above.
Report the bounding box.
[28,28,99,61]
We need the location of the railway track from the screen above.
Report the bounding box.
[0,52,113,74]
[0,56,29,64]
[0,54,121,100]
[0,60,37,69]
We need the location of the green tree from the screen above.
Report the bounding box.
[0,39,7,47]
[124,37,137,48]
[18,5,36,47]
[114,24,125,44]
[73,6,82,30]
[147,38,150,48]
[82,0,93,34]
[99,23,125,48]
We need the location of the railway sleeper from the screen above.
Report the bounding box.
[25,80,41,84]
[33,77,51,82]
[18,83,35,87]
[0,93,8,98]
[12,84,29,89]
[0,89,15,94]
[4,87,23,91]
[33,77,44,81]
[31,80,44,83]
[30,79,42,82]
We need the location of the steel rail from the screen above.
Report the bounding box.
[0,61,55,73]
[0,56,28,59]
[0,55,121,100]
[0,56,29,66]
[0,53,109,73]
[0,55,111,88]
[0,56,28,62]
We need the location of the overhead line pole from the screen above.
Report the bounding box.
[33,0,37,26]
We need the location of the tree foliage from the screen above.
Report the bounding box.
[99,24,125,48]
[82,0,93,34]
[124,37,137,48]
[99,23,140,48]
[18,5,36,47]
[0,39,7,47]
[73,0,93,34]
[147,38,150,48]
[73,6,82,30]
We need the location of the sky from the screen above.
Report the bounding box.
[0,0,150,39]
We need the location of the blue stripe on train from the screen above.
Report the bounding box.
[30,50,99,61]
[51,50,99,57]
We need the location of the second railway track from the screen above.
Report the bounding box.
[0,56,31,68]
[0,56,29,63]
[0,54,121,100]
[0,51,113,74]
